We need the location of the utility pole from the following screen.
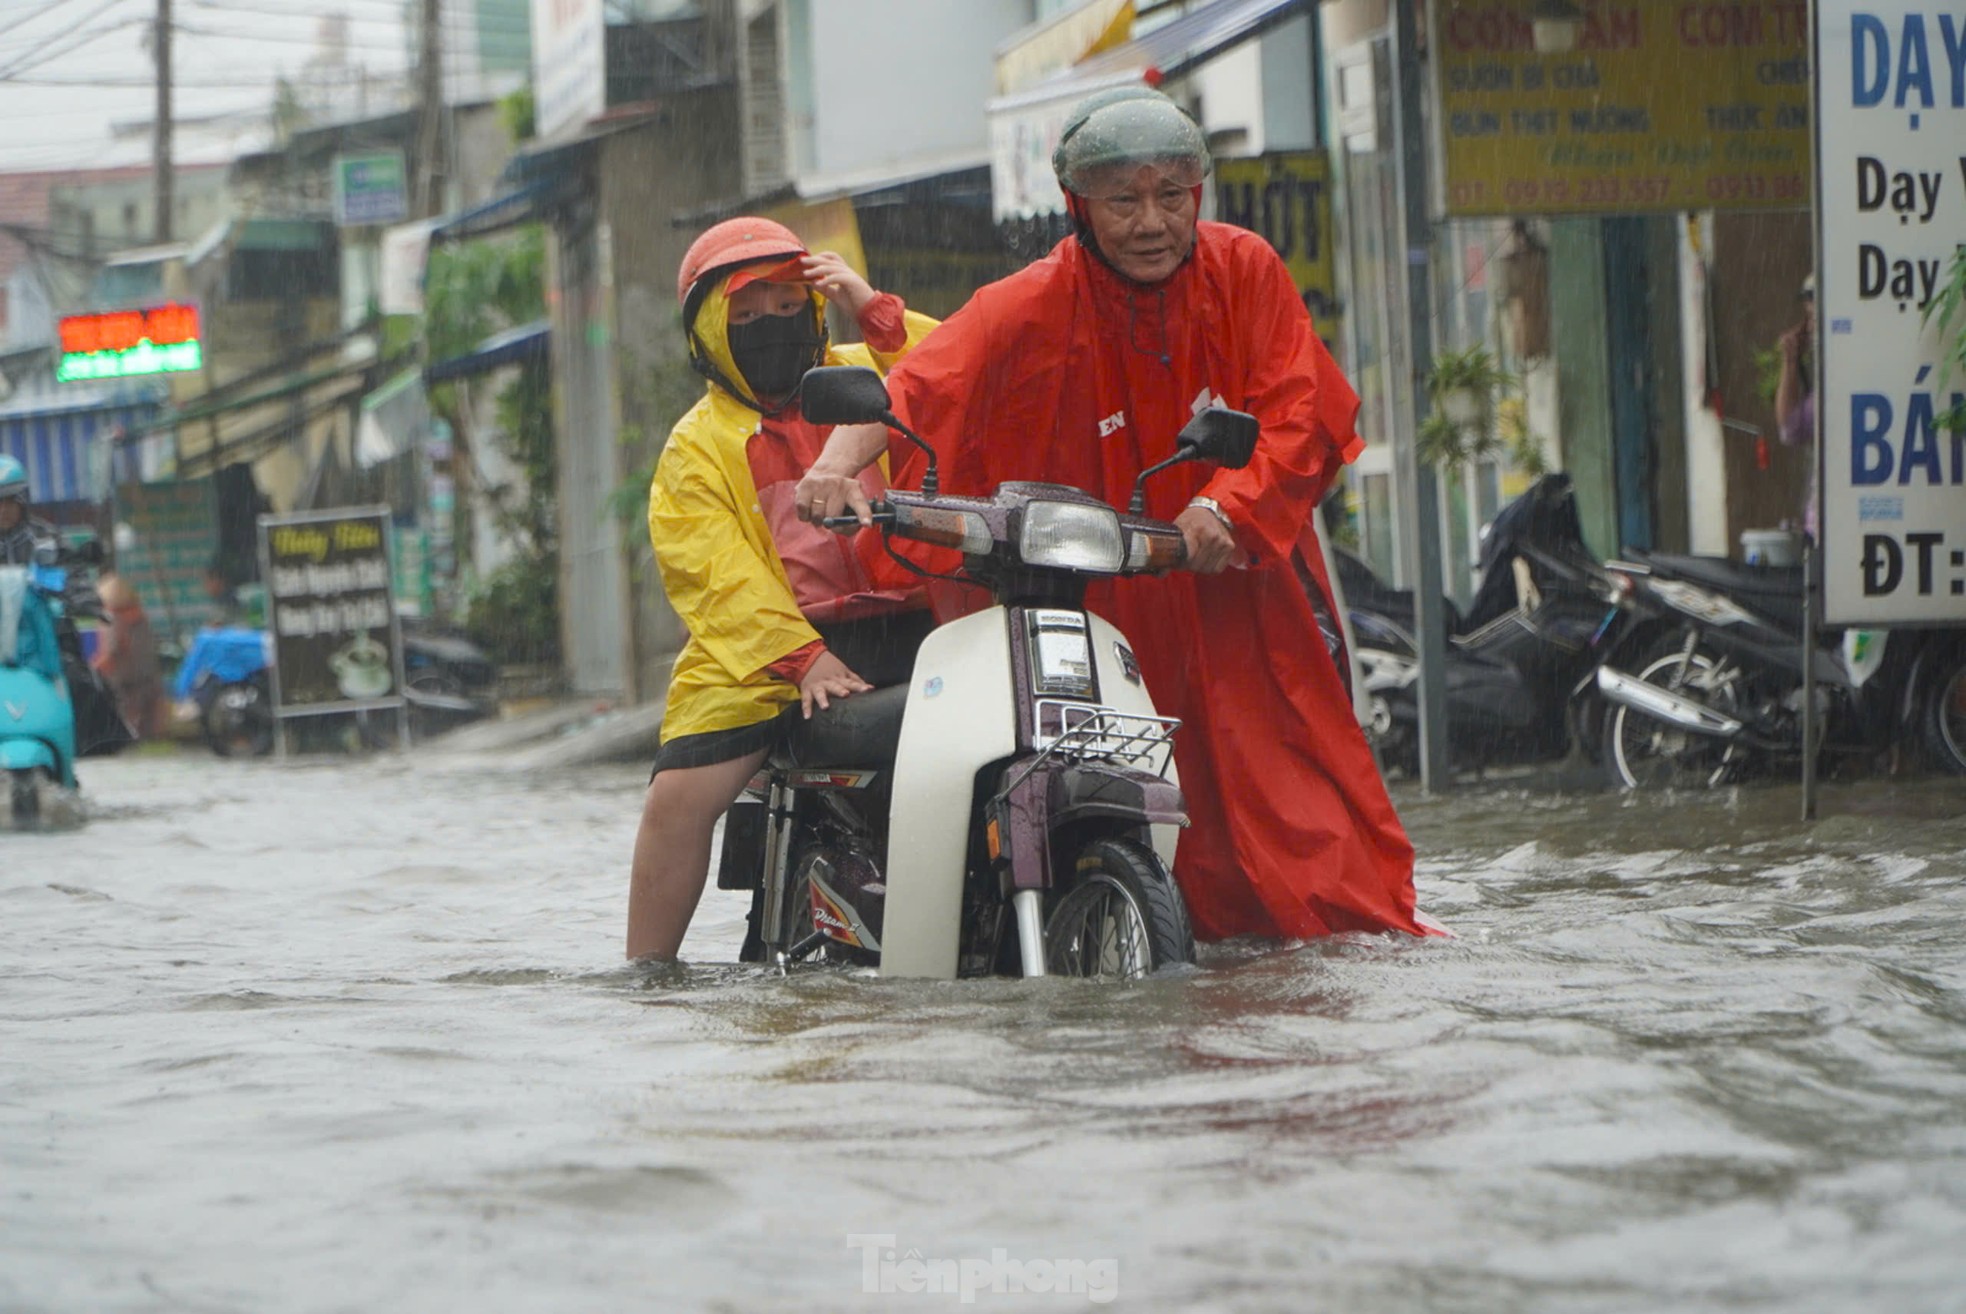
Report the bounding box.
[1391,0,1452,791]
[153,0,172,242]
[414,0,445,218]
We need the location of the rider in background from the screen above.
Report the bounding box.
[626,218,937,963]
[796,88,1432,943]
[0,456,55,566]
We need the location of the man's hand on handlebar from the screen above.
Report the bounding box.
[799,650,872,718]
[794,469,873,530]
[1175,505,1244,574]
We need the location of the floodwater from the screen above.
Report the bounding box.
[4,751,1964,1312]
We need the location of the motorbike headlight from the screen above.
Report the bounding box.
[1019,501,1124,574]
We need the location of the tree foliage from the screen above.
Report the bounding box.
[420,227,559,665]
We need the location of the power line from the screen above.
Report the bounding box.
[0,1,70,41]
[0,1,143,79]
[171,20,413,53]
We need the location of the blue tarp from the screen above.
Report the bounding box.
[423,320,550,384]
[0,401,160,504]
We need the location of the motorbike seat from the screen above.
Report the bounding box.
[779,681,909,770]
[1640,553,1805,630]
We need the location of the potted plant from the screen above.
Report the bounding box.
[1420,344,1517,471]
[1926,246,1966,435]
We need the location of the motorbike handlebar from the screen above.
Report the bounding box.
[820,499,894,533]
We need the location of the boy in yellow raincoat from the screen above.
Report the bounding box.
[627,217,936,961]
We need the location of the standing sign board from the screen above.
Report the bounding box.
[332,151,410,227]
[1432,0,1812,216]
[1814,3,1966,625]
[259,507,407,745]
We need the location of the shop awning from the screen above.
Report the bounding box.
[987,0,1310,222]
[423,320,550,384]
[428,179,563,245]
[1062,0,1308,89]
[0,366,167,499]
[0,396,161,502]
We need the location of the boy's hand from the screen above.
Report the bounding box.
[801,252,876,318]
[800,650,872,718]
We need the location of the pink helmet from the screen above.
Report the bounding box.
[676,216,808,308]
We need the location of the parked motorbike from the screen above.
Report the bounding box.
[174,626,275,757]
[399,618,498,733]
[715,365,1258,981]
[1,561,84,825]
[1587,550,1966,787]
[172,617,494,756]
[1339,473,1625,774]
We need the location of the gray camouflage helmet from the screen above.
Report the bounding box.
[1052,86,1211,198]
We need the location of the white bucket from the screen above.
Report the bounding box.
[1740,528,1800,567]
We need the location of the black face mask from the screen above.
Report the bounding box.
[727,305,824,401]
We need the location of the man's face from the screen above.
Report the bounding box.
[1080,164,1199,285]
[0,498,22,532]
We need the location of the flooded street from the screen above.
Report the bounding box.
[5,751,1964,1311]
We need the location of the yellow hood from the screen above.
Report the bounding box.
[689,270,829,410]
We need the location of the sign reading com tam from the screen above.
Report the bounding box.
[1816,2,1966,626]
[259,507,407,718]
[1433,0,1811,216]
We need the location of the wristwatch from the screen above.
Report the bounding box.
[1186,496,1234,536]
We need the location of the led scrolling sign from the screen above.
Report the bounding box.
[57,303,202,382]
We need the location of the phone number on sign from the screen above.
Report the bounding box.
[1703,173,1806,203]
[1449,174,1805,209]
[1454,177,1677,208]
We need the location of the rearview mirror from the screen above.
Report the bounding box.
[799,366,893,426]
[1176,407,1258,469]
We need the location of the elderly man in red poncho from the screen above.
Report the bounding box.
[797,86,1434,944]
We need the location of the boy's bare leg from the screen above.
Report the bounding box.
[626,747,770,961]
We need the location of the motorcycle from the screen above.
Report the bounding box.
[0,560,84,826]
[171,617,494,757]
[173,626,276,757]
[1587,549,1966,788]
[1338,473,1626,774]
[715,364,1258,981]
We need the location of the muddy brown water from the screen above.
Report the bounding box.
[4,754,1962,1311]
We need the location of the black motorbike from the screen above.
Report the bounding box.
[1339,473,1625,775]
[1587,550,1966,788]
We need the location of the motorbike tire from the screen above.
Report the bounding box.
[1043,837,1194,978]
[204,679,274,759]
[1918,646,1966,776]
[9,767,41,825]
[1601,637,1749,790]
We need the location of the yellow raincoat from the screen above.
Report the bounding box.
[648,279,936,744]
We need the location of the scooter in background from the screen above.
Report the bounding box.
[1338,474,1625,775]
[1588,551,1966,788]
[1,561,85,826]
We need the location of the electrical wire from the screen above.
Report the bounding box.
[0,5,146,80]
[0,1,70,42]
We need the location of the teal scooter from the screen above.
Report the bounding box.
[0,561,82,826]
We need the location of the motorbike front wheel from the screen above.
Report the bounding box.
[1043,837,1194,978]
[204,679,274,758]
[1602,639,1749,790]
[1919,647,1966,776]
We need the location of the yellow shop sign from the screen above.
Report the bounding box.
[1433,0,1812,216]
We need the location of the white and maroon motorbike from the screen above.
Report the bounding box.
[715,365,1257,980]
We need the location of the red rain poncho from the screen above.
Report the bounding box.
[878,222,1426,940]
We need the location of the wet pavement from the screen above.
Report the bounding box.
[3,748,1963,1311]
